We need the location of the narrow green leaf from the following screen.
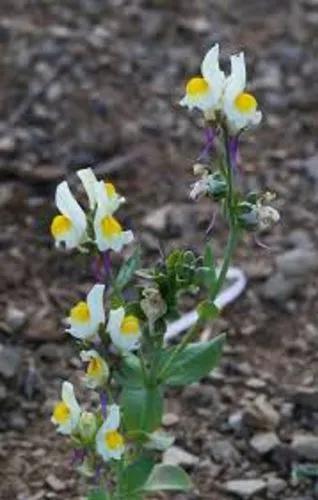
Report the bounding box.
[161,333,226,385]
[115,248,140,290]
[143,464,192,492]
[121,384,164,433]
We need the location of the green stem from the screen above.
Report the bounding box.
[158,127,238,383]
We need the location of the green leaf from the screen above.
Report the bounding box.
[87,489,110,500]
[117,353,144,388]
[161,333,226,385]
[115,248,140,290]
[122,456,155,494]
[143,464,192,492]
[197,300,219,321]
[121,384,164,433]
[144,430,175,451]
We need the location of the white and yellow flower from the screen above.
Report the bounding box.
[96,404,125,461]
[51,381,81,435]
[66,284,105,340]
[80,349,109,388]
[180,44,225,117]
[77,167,125,213]
[93,187,133,253]
[223,52,262,134]
[107,307,141,352]
[50,181,87,249]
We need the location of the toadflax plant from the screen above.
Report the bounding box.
[50,44,279,499]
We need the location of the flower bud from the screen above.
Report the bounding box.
[237,202,259,230]
[193,163,208,176]
[206,172,227,200]
[257,205,280,232]
[190,172,227,201]
[140,287,167,325]
[78,411,97,444]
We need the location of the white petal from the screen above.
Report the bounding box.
[66,324,94,340]
[87,284,105,328]
[77,168,98,209]
[94,180,124,214]
[80,349,99,362]
[105,404,120,430]
[62,382,80,412]
[201,43,220,84]
[96,422,111,461]
[55,181,87,236]
[54,225,85,250]
[61,381,81,431]
[225,52,246,102]
[107,307,125,336]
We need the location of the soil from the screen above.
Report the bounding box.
[0,1,318,499]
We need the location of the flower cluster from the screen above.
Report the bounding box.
[180,43,262,134]
[50,172,143,473]
[52,381,124,463]
[182,44,279,234]
[50,168,133,251]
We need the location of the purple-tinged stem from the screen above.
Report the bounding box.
[228,135,239,172]
[100,392,107,419]
[197,127,215,161]
[70,448,86,466]
[93,462,103,485]
[91,251,112,284]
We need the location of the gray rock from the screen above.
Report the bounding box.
[243,395,280,430]
[262,248,318,302]
[0,382,7,401]
[10,414,27,431]
[262,272,298,302]
[0,184,15,209]
[287,229,313,250]
[142,203,192,237]
[292,434,318,460]
[0,345,21,379]
[0,135,16,153]
[228,411,244,432]
[250,432,280,455]
[142,204,172,233]
[291,386,318,411]
[276,248,317,277]
[45,474,66,492]
[271,444,297,473]
[245,377,267,390]
[224,479,266,498]
[211,440,241,464]
[162,413,180,427]
[267,477,287,495]
[163,446,199,467]
[5,306,27,332]
[182,383,220,407]
[37,343,62,362]
[304,155,318,182]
